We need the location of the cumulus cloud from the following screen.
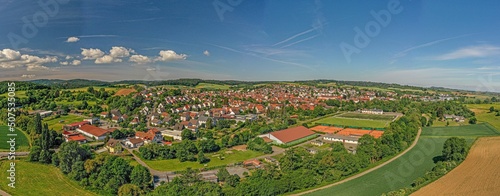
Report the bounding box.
[72,60,81,66]
[0,49,57,71]
[60,60,82,66]
[81,48,105,60]
[66,37,80,43]
[109,46,134,58]
[155,50,187,62]
[203,50,210,56]
[434,45,500,60]
[95,55,122,64]
[129,55,151,64]
[65,55,73,60]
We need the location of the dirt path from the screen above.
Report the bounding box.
[0,189,11,196]
[412,136,500,196]
[294,127,422,195]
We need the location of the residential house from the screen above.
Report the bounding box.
[135,128,163,144]
[125,138,144,148]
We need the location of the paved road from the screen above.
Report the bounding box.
[293,127,422,195]
[0,189,11,196]
[0,151,29,158]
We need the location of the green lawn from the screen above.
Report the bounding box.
[337,113,396,121]
[55,100,98,106]
[0,125,30,152]
[305,124,500,196]
[432,119,465,127]
[43,114,85,131]
[143,150,263,171]
[195,83,231,90]
[314,116,389,128]
[0,160,96,196]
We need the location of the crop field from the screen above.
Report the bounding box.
[337,112,396,121]
[114,88,136,96]
[314,116,389,128]
[0,126,30,151]
[0,160,96,196]
[413,136,500,196]
[305,124,500,196]
[43,114,85,131]
[195,83,231,90]
[143,150,263,171]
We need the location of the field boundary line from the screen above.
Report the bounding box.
[293,127,422,196]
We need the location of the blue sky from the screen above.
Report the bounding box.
[1,0,500,92]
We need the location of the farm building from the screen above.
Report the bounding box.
[258,126,317,145]
[75,125,108,141]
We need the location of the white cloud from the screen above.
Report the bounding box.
[109,46,134,58]
[203,50,210,56]
[155,50,187,62]
[81,48,105,60]
[95,55,122,64]
[66,37,80,43]
[65,55,73,60]
[72,60,81,66]
[1,49,57,70]
[129,55,151,64]
[0,49,22,61]
[59,60,81,66]
[434,45,500,60]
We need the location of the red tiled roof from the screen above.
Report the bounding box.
[270,126,316,144]
[78,125,108,137]
[67,121,90,127]
[68,134,87,142]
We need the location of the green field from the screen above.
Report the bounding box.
[43,114,85,131]
[143,150,263,171]
[0,126,30,152]
[0,90,27,98]
[55,100,98,106]
[337,113,396,121]
[0,160,96,196]
[432,119,465,127]
[466,103,500,130]
[305,124,500,196]
[195,83,231,90]
[314,116,389,128]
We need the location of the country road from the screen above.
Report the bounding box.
[293,127,422,195]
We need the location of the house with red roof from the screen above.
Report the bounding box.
[135,128,163,144]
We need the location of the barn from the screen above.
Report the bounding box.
[259,126,317,145]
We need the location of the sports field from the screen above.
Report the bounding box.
[43,114,85,131]
[314,116,389,128]
[337,112,396,121]
[0,160,96,196]
[304,124,500,196]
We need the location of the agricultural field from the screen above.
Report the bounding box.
[114,88,137,96]
[0,125,30,151]
[314,116,390,128]
[413,137,500,196]
[195,83,231,90]
[305,124,500,196]
[466,103,500,130]
[0,160,96,196]
[0,90,27,98]
[55,100,98,107]
[67,86,118,93]
[143,150,263,171]
[337,112,396,121]
[42,114,85,131]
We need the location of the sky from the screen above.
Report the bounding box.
[1,0,500,92]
